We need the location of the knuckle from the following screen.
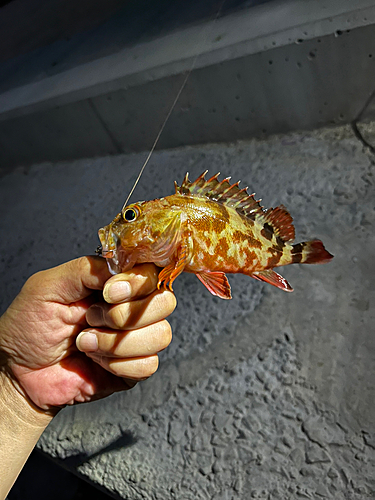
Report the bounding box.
[141,263,159,283]
[156,290,177,315]
[141,356,159,378]
[95,332,114,354]
[108,355,159,379]
[73,256,91,279]
[110,304,128,328]
[23,270,43,291]
[167,291,177,312]
[130,263,159,295]
[99,356,121,376]
[158,320,173,349]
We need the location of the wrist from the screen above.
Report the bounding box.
[0,369,54,498]
[0,370,55,427]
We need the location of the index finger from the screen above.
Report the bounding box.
[25,256,112,304]
[103,263,159,304]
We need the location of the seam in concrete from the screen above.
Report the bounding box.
[87,98,123,154]
[352,89,375,154]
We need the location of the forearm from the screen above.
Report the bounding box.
[0,371,53,499]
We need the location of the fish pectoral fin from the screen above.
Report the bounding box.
[196,271,232,300]
[152,212,182,261]
[251,269,293,292]
[157,244,188,292]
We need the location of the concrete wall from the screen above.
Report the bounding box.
[2,0,375,169]
[1,123,374,499]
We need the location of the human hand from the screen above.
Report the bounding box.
[0,257,176,412]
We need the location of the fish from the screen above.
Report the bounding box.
[98,171,333,299]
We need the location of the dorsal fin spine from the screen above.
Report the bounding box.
[192,170,208,188]
[206,172,219,183]
[223,185,247,204]
[175,171,265,219]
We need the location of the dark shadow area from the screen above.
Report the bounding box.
[0,0,275,96]
[0,0,275,63]
[61,430,137,468]
[8,449,114,500]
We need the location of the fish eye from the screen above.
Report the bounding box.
[122,205,140,222]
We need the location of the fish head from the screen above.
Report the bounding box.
[98,201,150,274]
[98,198,182,274]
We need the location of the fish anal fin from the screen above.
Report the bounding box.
[196,271,232,299]
[251,269,293,292]
[261,205,295,242]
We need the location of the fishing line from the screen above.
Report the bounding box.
[122,69,192,209]
[122,0,226,210]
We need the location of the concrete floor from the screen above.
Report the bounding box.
[1,123,374,499]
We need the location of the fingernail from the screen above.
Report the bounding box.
[104,281,131,303]
[86,304,104,326]
[76,332,98,352]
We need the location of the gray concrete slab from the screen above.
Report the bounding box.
[1,123,374,499]
[2,0,375,168]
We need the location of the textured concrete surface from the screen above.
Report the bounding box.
[2,0,375,168]
[1,123,375,498]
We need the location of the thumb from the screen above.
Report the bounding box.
[26,256,112,305]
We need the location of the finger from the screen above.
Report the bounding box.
[86,290,176,330]
[76,320,172,358]
[89,354,159,380]
[103,263,159,304]
[26,256,112,304]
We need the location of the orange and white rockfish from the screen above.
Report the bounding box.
[98,171,333,299]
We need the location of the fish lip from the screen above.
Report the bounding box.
[104,246,122,275]
[106,244,137,275]
[106,255,121,275]
[98,226,121,274]
[98,226,136,275]
[102,249,115,259]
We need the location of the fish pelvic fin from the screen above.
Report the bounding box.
[196,271,232,299]
[251,269,293,292]
[157,244,188,292]
[291,239,333,265]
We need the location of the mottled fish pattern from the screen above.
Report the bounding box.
[98,171,333,299]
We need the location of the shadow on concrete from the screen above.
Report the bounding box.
[8,449,114,500]
[61,430,138,468]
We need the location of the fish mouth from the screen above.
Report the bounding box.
[98,226,122,275]
[105,250,122,275]
[98,226,136,275]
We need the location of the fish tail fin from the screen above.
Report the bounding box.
[292,239,333,265]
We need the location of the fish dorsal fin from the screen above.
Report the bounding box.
[258,205,295,242]
[175,171,264,218]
